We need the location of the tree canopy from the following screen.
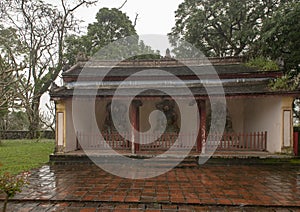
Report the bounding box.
[169,0,300,122]
[64,7,159,65]
[169,0,284,57]
[65,7,137,64]
[258,1,300,73]
[0,26,25,119]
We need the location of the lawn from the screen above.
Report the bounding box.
[0,139,55,175]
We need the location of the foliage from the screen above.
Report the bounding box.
[0,0,95,138]
[246,57,279,71]
[64,8,160,65]
[0,172,28,198]
[293,99,300,126]
[88,8,137,54]
[0,140,54,175]
[0,26,26,121]
[258,1,300,74]
[0,111,29,131]
[169,0,283,57]
[65,7,136,64]
[294,101,300,126]
[0,171,28,212]
[269,74,299,91]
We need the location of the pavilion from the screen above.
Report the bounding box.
[50,56,298,156]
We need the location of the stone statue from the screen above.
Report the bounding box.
[155,99,179,133]
[103,102,128,134]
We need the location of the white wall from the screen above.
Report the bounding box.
[243,97,282,152]
[226,96,293,153]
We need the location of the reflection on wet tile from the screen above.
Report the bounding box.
[1,164,300,208]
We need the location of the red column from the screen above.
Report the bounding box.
[130,100,142,154]
[197,100,206,152]
[294,132,299,156]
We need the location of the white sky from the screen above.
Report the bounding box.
[74,0,183,35]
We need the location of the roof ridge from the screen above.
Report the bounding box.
[73,56,245,68]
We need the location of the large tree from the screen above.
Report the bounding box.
[169,0,300,123]
[0,0,95,138]
[258,1,300,73]
[258,1,300,122]
[0,26,26,131]
[65,7,159,65]
[168,0,284,57]
[65,7,137,64]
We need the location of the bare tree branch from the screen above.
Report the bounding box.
[40,102,55,132]
[0,0,95,138]
[68,0,96,13]
[133,13,139,27]
[118,0,128,10]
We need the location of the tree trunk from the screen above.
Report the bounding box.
[27,97,41,139]
[2,194,8,212]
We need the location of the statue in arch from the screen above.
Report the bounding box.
[103,101,128,134]
[155,99,179,133]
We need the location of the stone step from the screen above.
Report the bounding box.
[50,153,300,167]
[49,154,199,168]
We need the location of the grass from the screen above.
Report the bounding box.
[0,139,55,175]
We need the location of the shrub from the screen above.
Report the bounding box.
[246,57,279,71]
[269,74,299,91]
[0,170,29,212]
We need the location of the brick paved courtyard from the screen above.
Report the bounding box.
[1,163,300,211]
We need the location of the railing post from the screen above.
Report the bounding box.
[264,131,267,151]
[254,132,257,150]
[260,132,263,150]
[76,131,79,150]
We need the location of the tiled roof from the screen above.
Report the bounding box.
[50,57,295,99]
[62,61,280,79]
[50,80,299,98]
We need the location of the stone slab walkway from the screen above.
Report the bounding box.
[1,201,300,211]
[1,164,300,211]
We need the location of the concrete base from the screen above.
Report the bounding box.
[49,150,298,166]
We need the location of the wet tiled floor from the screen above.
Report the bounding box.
[1,201,300,211]
[1,164,300,211]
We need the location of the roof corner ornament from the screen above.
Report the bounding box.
[50,82,59,92]
[62,63,71,72]
[164,48,172,59]
[76,51,88,62]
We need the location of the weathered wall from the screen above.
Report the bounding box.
[62,96,293,154]
[139,100,181,133]
[226,98,245,133]
[225,96,293,153]
[65,98,76,152]
[243,97,293,153]
[95,98,110,131]
[244,97,281,152]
